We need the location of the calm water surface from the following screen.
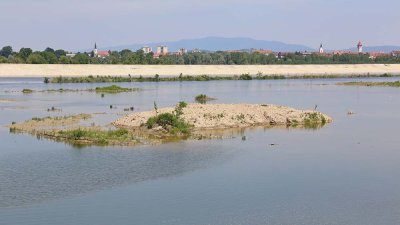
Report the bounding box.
[0,77,400,225]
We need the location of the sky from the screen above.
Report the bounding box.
[1,0,399,51]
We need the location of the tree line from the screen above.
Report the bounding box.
[1,46,400,65]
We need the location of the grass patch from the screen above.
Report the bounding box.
[338,80,400,87]
[94,85,140,93]
[238,73,253,80]
[303,112,327,129]
[47,74,400,84]
[56,128,132,145]
[22,89,34,93]
[195,94,216,104]
[10,114,92,132]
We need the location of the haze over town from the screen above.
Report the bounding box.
[1,0,400,51]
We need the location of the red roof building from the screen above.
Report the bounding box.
[252,50,273,55]
[96,51,110,58]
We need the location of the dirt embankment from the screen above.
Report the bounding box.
[1,64,400,77]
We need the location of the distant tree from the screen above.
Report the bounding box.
[0,56,8,63]
[27,53,47,64]
[44,47,55,53]
[59,56,71,64]
[0,46,13,58]
[19,48,33,60]
[120,49,132,57]
[40,51,58,64]
[72,53,90,64]
[54,49,66,58]
[7,55,25,64]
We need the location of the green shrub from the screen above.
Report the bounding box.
[238,73,252,80]
[95,85,139,93]
[195,94,215,104]
[175,101,187,116]
[22,89,33,93]
[146,112,191,134]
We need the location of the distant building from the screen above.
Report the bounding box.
[252,49,273,55]
[191,48,201,53]
[178,48,187,55]
[368,52,390,59]
[319,44,324,53]
[66,53,76,58]
[332,51,354,55]
[153,45,169,58]
[357,41,363,53]
[93,43,110,58]
[156,45,168,55]
[142,46,152,54]
[391,51,400,57]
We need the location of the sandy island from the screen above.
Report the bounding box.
[114,103,332,130]
[1,64,400,77]
[8,104,331,146]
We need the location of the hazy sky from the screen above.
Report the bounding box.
[1,0,399,51]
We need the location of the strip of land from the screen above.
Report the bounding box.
[1,64,400,77]
[0,99,16,103]
[338,81,400,87]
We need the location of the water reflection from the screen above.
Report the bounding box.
[0,140,236,208]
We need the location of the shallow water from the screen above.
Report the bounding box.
[1,77,400,225]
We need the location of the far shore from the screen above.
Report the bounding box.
[1,64,400,77]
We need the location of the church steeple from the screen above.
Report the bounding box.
[93,42,98,56]
[319,43,324,53]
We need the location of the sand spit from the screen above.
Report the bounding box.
[114,104,332,130]
[1,64,400,77]
[9,114,92,132]
[0,99,16,103]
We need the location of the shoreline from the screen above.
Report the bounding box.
[1,64,400,77]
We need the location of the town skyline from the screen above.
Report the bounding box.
[3,36,400,54]
[1,0,399,50]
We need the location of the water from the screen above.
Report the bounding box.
[1,77,400,225]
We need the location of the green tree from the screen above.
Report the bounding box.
[40,51,58,64]
[54,49,66,58]
[19,48,33,60]
[7,55,25,64]
[72,53,90,64]
[0,46,13,58]
[27,53,47,64]
[44,47,55,53]
[59,56,71,64]
[0,56,8,63]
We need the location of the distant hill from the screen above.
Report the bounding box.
[343,46,400,53]
[95,37,400,53]
[100,37,316,52]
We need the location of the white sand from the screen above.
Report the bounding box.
[114,104,332,130]
[1,64,400,77]
[0,99,16,103]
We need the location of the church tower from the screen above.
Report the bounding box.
[319,43,324,53]
[94,43,98,56]
[357,41,363,53]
